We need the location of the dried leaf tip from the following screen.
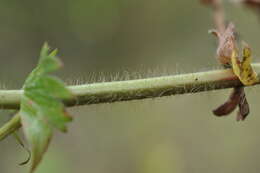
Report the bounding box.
[231,43,258,86]
[213,87,243,116]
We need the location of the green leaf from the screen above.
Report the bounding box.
[19,43,73,173]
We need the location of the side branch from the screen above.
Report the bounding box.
[1,64,260,110]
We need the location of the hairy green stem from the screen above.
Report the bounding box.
[1,64,260,139]
[1,64,260,110]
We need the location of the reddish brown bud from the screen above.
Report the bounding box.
[210,23,238,65]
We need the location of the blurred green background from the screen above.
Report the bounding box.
[1,0,260,172]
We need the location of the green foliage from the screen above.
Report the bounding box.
[18,43,73,172]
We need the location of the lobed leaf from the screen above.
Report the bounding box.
[19,43,73,172]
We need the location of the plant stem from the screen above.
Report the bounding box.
[0,64,260,110]
[0,114,21,140]
[1,64,260,140]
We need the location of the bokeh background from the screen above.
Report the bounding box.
[1,0,260,172]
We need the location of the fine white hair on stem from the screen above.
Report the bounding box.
[0,63,260,110]
[65,64,222,86]
[1,64,260,141]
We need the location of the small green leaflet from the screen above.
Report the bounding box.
[19,43,73,173]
